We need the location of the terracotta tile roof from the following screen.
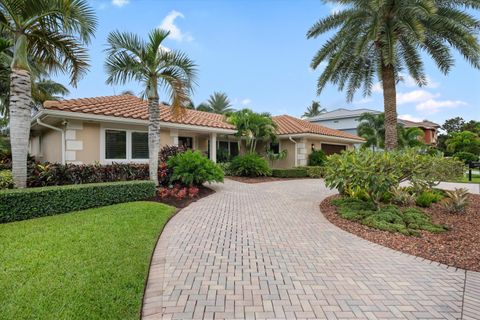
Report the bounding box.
[43,95,236,130]
[273,115,364,141]
[398,119,440,129]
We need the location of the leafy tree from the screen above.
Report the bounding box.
[462,120,480,135]
[302,101,326,118]
[442,117,465,134]
[105,29,197,185]
[357,113,385,151]
[445,131,480,155]
[228,109,277,153]
[196,102,210,112]
[307,1,480,150]
[0,0,97,188]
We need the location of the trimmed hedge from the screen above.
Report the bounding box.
[0,181,156,223]
[304,166,323,178]
[272,168,308,178]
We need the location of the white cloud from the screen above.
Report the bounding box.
[112,0,129,7]
[397,90,439,105]
[159,10,193,42]
[241,99,252,106]
[399,73,440,89]
[372,82,382,93]
[399,114,423,123]
[416,99,467,113]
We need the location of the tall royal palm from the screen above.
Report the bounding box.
[105,29,197,185]
[307,0,480,150]
[0,0,97,187]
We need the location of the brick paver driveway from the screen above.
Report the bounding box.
[143,179,479,320]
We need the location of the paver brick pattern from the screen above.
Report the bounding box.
[143,179,476,320]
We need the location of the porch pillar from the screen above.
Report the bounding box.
[170,129,178,146]
[210,132,217,163]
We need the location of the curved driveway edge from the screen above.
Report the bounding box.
[142,179,478,319]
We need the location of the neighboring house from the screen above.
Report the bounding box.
[308,108,439,145]
[29,95,363,168]
[397,119,440,145]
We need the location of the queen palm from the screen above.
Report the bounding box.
[0,0,97,187]
[398,126,424,148]
[105,29,197,185]
[302,100,326,118]
[307,0,480,150]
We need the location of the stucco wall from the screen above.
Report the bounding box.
[38,130,62,163]
[75,123,100,163]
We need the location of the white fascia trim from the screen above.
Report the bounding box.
[32,110,237,135]
[278,133,364,144]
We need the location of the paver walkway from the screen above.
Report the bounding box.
[142,179,479,320]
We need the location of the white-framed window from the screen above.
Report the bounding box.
[101,128,149,163]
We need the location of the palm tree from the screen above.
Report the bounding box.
[228,109,277,153]
[302,101,326,118]
[357,113,385,151]
[200,92,233,114]
[0,0,96,188]
[196,102,211,112]
[398,126,424,148]
[307,1,480,150]
[105,29,197,185]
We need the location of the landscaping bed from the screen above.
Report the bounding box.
[320,194,480,271]
[150,185,215,208]
[0,202,175,320]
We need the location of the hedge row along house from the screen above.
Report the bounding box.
[29,95,364,168]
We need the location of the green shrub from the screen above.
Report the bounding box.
[391,187,416,206]
[308,150,326,166]
[0,181,156,223]
[304,166,323,178]
[230,153,271,177]
[324,148,464,206]
[453,151,479,164]
[415,190,444,207]
[0,170,13,189]
[168,150,224,186]
[218,162,233,176]
[332,197,446,236]
[272,168,308,178]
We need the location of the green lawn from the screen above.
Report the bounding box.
[0,201,175,320]
[449,172,480,184]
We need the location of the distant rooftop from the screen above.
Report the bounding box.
[307,108,381,121]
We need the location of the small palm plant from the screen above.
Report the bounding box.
[307,0,480,150]
[443,188,469,214]
[105,29,197,185]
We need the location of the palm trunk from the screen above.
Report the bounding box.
[9,35,33,188]
[148,94,160,186]
[381,64,398,150]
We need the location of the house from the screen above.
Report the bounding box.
[29,95,364,168]
[308,108,439,145]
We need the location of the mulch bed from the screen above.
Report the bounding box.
[320,194,480,272]
[226,176,308,184]
[149,186,215,208]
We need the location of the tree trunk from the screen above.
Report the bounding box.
[9,68,32,188]
[381,64,398,150]
[148,95,160,186]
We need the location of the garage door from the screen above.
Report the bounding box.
[321,144,346,155]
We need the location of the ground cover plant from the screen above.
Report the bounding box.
[0,201,175,320]
[332,197,446,236]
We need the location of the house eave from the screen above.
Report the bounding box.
[277,133,364,144]
[31,109,237,134]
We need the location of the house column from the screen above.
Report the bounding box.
[170,129,178,146]
[210,132,217,163]
[297,138,307,166]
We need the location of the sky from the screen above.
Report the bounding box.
[54,0,480,125]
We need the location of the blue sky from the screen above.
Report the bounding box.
[55,0,480,125]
